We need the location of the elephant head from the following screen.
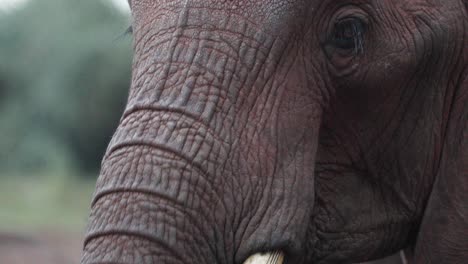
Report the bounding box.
[81,0,467,263]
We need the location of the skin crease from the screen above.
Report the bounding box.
[81,0,467,263]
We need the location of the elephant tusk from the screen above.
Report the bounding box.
[243,251,284,264]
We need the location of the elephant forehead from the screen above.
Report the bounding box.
[132,0,300,11]
[129,0,316,43]
[131,0,310,28]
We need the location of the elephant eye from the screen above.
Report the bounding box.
[330,18,366,55]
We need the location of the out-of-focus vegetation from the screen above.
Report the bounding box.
[0,0,132,231]
[0,174,95,231]
[0,0,132,175]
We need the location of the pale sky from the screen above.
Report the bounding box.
[0,0,27,10]
[0,0,130,13]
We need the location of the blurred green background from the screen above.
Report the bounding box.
[0,0,132,261]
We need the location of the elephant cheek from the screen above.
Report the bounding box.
[233,78,322,262]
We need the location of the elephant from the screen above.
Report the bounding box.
[81,0,467,263]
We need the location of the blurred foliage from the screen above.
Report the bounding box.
[0,0,132,176]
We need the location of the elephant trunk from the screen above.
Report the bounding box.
[82,3,320,264]
[81,116,224,263]
[81,102,288,264]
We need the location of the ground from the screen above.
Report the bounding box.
[0,230,83,264]
[0,175,92,264]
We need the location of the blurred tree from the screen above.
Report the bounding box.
[0,0,132,176]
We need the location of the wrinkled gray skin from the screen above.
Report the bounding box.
[81,0,467,263]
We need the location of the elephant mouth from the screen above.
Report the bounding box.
[244,251,285,264]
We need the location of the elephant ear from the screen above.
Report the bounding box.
[412,73,468,262]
